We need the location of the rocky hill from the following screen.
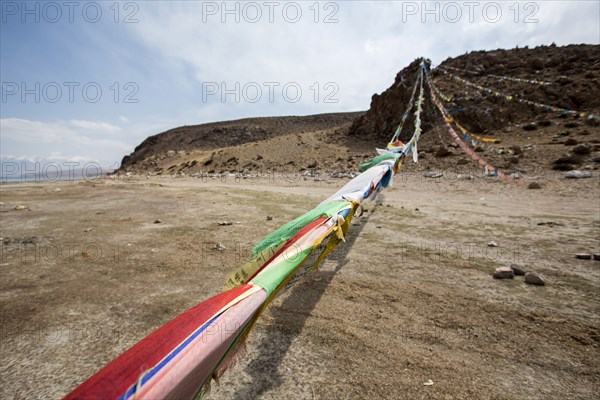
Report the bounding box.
[119,44,600,177]
[119,113,362,173]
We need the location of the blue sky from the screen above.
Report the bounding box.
[1,1,599,168]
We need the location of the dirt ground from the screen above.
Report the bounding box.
[0,171,599,399]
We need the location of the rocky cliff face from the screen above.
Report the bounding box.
[349,44,600,140]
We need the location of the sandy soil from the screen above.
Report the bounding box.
[0,172,599,399]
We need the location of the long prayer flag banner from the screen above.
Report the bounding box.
[435,64,552,86]
[437,69,599,121]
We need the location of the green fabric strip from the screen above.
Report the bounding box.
[359,153,399,172]
[250,246,314,297]
[251,200,347,256]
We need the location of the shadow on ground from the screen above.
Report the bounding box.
[231,213,371,400]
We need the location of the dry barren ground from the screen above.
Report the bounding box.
[1,172,599,399]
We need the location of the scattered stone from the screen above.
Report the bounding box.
[564,138,578,146]
[554,153,583,168]
[423,171,443,178]
[508,156,520,164]
[510,145,522,155]
[510,264,527,276]
[572,143,592,155]
[525,272,545,286]
[457,158,469,165]
[528,182,542,189]
[585,117,600,127]
[218,221,233,226]
[557,131,570,137]
[14,205,26,210]
[593,253,600,261]
[523,123,537,131]
[565,170,592,179]
[537,221,564,227]
[579,129,591,136]
[493,267,514,279]
[575,253,592,260]
[435,146,451,157]
[376,226,382,229]
[457,174,473,180]
[215,243,226,251]
[266,215,273,221]
[510,171,523,179]
[154,219,162,224]
[564,122,580,128]
[423,380,434,386]
[415,208,419,212]
[84,228,92,232]
[538,120,552,127]
[488,241,498,247]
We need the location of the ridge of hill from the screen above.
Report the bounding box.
[119,44,600,177]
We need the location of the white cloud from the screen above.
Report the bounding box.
[126,1,599,118]
[0,118,133,165]
[69,120,121,133]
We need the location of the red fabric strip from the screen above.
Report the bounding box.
[64,284,254,400]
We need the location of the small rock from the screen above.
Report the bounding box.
[218,221,233,226]
[488,241,498,247]
[564,122,580,128]
[564,138,578,146]
[376,226,382,229]
[572,143,592,155]
[510,264,527,276]
[457,174,473,180]
[557,131,570,137]
[575,253,592,260]
[493,267,514,279]
[84,228,92,232]
[423,171,443,178]
[537,221,564,227]
[565,170,592,179]
[510,145,522,155]
[435,146,451,157]
[423,380,434,386]
[593,253,600,261]
[154,219,162,224]
[151,248,159,253]
[524,272,545,286]
[215,243,226,251]
[523,123,537,131]
[266,215,273,221]
[14,205,26,210]
[527,182,542,189]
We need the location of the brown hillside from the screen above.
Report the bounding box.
[119,44,600,178]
